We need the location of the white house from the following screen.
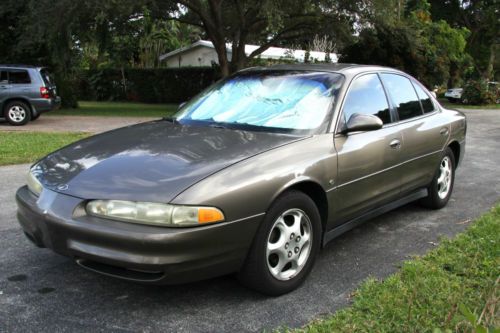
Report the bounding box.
[159,40,338,68]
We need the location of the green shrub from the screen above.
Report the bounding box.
[78,67,220,103]
[461,80,496,105]
[55,75,79,108]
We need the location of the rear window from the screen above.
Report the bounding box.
[413,82,435,113]
[40,68,54,86]
[381,73,423,121]
[9,70,31,84]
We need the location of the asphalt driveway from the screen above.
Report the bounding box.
[0,115,156,133]
[0,109,499,332]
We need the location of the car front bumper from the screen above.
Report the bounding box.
[16,186,262,284]
[444,92,462,99]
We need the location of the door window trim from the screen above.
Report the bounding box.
[332,70,442,135]
[333,71,394,135]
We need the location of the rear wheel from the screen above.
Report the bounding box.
[420,147,455,209]
[4,101,31,126]
[238,190,321,296]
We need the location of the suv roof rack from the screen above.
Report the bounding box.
[0,64,39,68]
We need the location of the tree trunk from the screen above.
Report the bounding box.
[230,38,248,73]
[213,39,230,77]
[483,43,496,80]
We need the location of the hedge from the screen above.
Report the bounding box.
[78,67,221,104]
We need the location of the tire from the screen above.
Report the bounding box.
[420,147,456,209]
[447,98,456,103]
[238,190,322,296]
[4,101,31,126]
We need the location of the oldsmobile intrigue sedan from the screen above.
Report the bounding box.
[16,64,466,295]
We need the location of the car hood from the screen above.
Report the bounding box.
[33,120,305,202]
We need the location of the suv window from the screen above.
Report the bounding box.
[8,70,31,84]
[0,70,7,83]
[412,82,435,113]
[40,68,53,86]
[342,74,391,125]
[381,73,423,121]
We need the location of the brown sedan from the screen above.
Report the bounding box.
[16,64,466,295]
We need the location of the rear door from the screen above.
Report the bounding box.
[380,73,449,194]
[331,73,403,224]
[7,69,33,98]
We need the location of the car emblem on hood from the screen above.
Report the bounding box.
[57,184,69,191]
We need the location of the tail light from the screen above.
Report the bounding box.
[40,87,50,99]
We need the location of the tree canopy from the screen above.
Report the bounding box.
[0,0,496,87]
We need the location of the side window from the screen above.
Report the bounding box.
[8,70,31,84]
[0,70,7,83]
[413,82,435,113]
[381,74,423,121]
[342,74,391,125]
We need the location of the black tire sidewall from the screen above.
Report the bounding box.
[238,190,322,296]
[4,101,31,126]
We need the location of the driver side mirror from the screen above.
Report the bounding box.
[343,113,383,134]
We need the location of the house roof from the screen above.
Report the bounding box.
[159,40,337,63]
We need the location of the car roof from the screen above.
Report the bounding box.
[242,63,405,79]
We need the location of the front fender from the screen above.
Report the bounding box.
[171,134,337,222]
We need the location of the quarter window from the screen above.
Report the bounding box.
[381,74,423,120]
[0,70,7,83]
[413,82,435,113]
[342,74,391,125]
[8,70,31,84]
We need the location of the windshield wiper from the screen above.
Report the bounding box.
[162,116,180,124]
[208,123,227,129]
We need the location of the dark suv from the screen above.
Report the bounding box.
[0,65,61,125]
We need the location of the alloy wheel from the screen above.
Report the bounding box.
[8,105,27,123]
[437,156,452,199]
[266,208,312,281]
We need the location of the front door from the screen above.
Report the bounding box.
[331,73,402,225]
[0,69,11,111]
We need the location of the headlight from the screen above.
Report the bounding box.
[27,170,43,196]
[86,200,225,227]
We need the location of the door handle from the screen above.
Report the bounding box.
[440,128,449,136]
[389,139,401,149]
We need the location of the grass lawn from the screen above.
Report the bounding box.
[438,98,500,110]
[0,132,89,166]
[49,101,179,117]
[296,205,500,332]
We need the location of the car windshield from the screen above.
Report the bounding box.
[175,71,344,134]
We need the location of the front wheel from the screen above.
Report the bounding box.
[238,190,321,296]
[420,147,456,209]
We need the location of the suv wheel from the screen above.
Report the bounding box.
[238,190,321,296]
[4,101,31,126]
